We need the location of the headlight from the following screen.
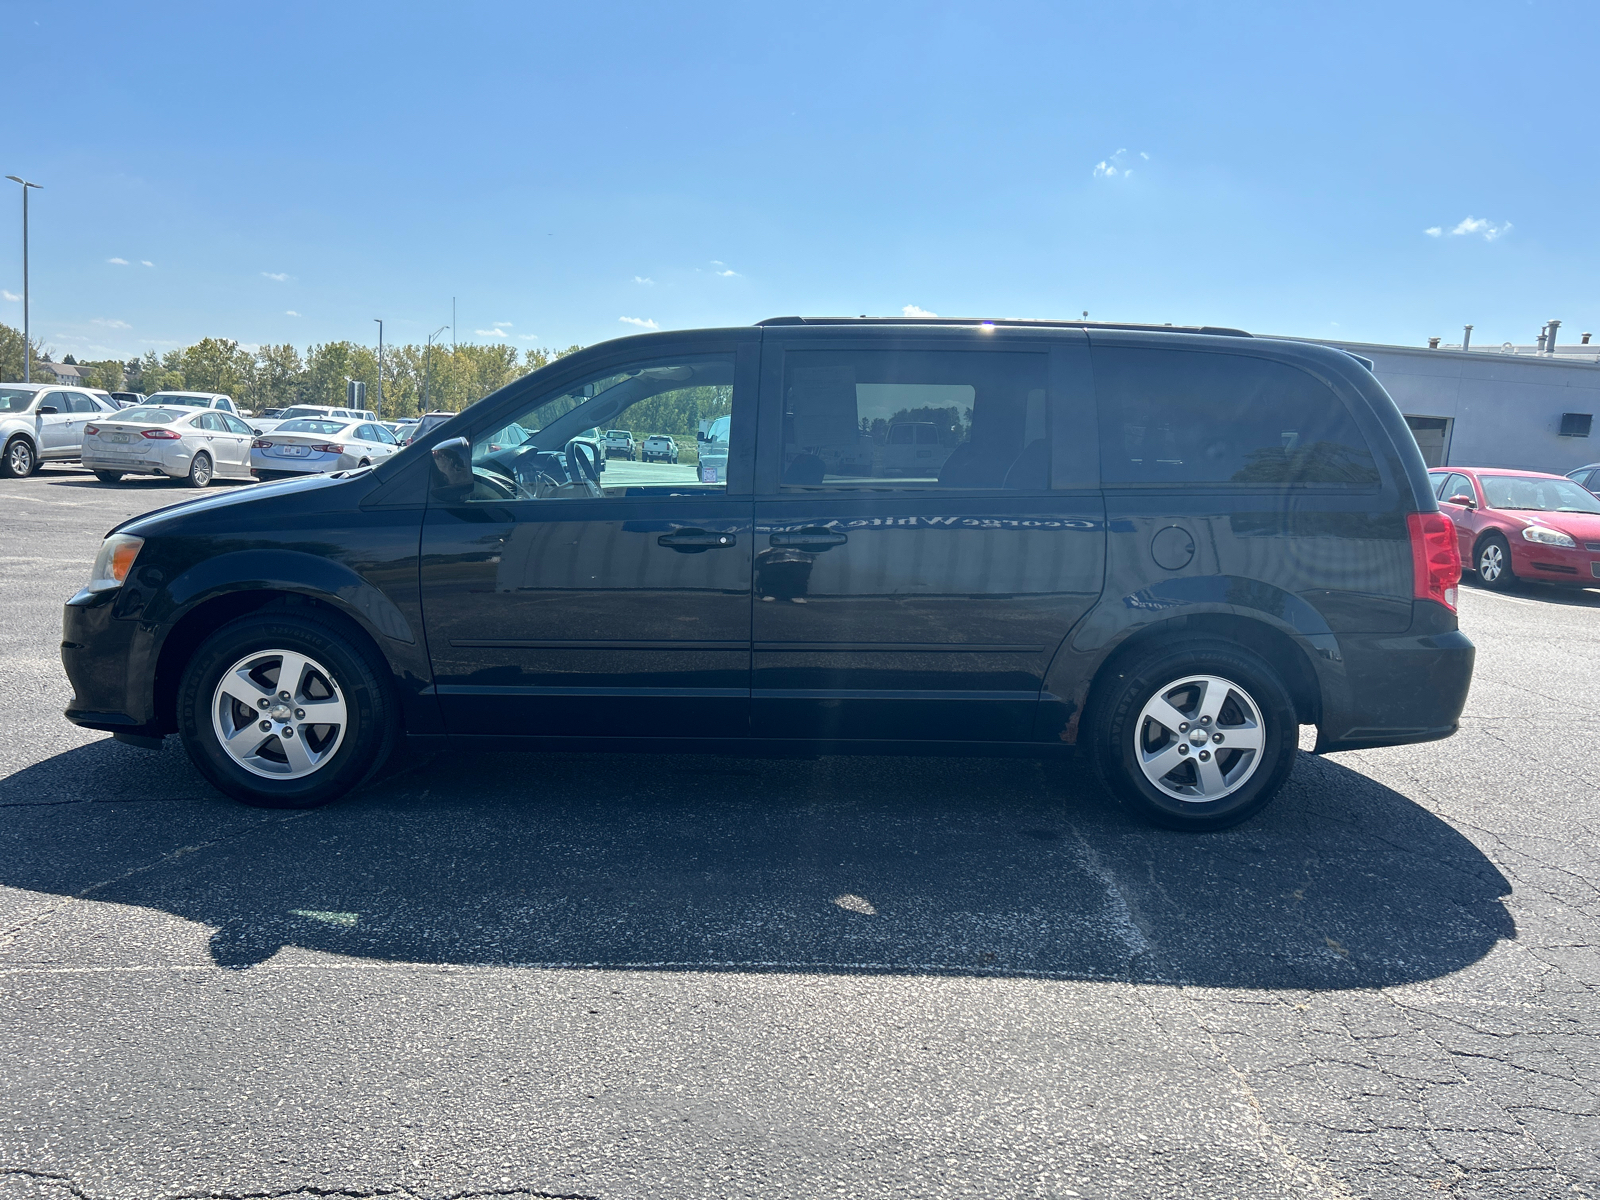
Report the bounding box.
[87,534,144,593]
[1521,525,1576,548]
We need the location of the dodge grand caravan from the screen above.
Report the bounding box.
[60,318,1472,830]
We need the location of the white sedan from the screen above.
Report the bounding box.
[251,417,399,479]
[81,405,258,487]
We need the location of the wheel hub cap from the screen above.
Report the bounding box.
[1135,674,1266,804]
[211,649,347,780]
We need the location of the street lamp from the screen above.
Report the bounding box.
[373,318,384,418]
[423,324,448,413]
[5,176,42,383]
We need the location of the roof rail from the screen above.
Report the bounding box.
[755,316,1253,337]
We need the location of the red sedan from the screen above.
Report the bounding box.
[1429,467,1600,590]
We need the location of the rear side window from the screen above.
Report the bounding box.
[1094,348,1380,487]
[779,349,1049,490]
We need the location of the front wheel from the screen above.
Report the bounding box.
[1089,640,1299,831]
[2,436,37,478]
[177,610,398,808]
[1476,533,1516,591]
[185,452,213,488]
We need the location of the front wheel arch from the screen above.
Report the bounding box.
[2,434,38,478]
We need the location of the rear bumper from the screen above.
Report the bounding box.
[1315,604,1474,753]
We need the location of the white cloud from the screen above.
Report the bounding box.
[141,260,154,267]
[107,257,130,265]
[285,310,301,317]
[474,327,509,338]
[517,333,541,341]
[1093,148,1145,179]
[1,289,18,301]
[619,316,659,329]
[708,261,740,277]
[634,275,655,285]
[1446,216,1512,241]
[493,321,512,328]
[91,318,132,330]
[902,304,938,318]
[1424,226,1443,237]
[261,271,290,282]
[714,269,739,277]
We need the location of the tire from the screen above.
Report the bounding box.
[185,452,213,488]
[1088,639,1299,831]
[177,609,398,809]
[2,436,37,478]
[93,470,124,484]
[1475,532,1516,591]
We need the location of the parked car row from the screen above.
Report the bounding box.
[1430,466,1600,591]
[1,382,401,486]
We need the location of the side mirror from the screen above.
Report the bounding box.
[697,430,707,442]
[1448,494,1475,509]
[37,405,58,415]
[431,436,473,489]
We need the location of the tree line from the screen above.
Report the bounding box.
[0,321,582,417]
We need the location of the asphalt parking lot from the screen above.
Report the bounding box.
[2,467,1596,1200]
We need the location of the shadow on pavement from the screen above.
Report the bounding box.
[0,737,1513,989]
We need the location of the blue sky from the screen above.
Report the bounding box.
[2,0,1594,361]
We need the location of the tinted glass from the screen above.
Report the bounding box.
[458,355,735,502]
[115,407,187,423]
[39,391,68,411]
[1440,474,1473,503]
[1095,348,1379,486]
[779,349,1049,491]
[280,407,330,419]
[277,419,350,436]
[221,414,253,435]
[0,389,40,413]
[145,393,208,407]
[1479,475,1600,514]
[67,393,99,413]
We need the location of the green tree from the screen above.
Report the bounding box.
[79,359,127,390]
[0,322,52,383]
[249,343,306,411]
[180,338,253,397]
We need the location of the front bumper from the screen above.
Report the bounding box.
[1509,538,1600,584]
[61,586,165,737]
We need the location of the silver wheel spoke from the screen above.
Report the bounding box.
[298,692,346,726]
[280,731,316,775]
[1139,740,1188,781]
[220,667,275,710]
[275,652,311,701]
[1196,679,1231,725]
[1142,697,1191,736]
[1194,755,1228,797]
[224,723,269,758]
[1219,721,1263,752]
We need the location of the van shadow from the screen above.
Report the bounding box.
[0,740,1513,990]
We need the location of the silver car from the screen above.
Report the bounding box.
[0,383,120,478]
[81,405,258,487]
[250,417,399,479]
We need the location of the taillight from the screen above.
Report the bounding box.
[84,424,99,436]
[1407,511,1461,612]
[252,439,272,449]
[311,443,344,454]
[141,428,182,440]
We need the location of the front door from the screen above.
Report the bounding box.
[750,332,1106,743]
[420,337,759,739]
[37,391,78,456]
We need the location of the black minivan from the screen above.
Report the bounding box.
[60,319,1472,830]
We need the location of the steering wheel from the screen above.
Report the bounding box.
[565,440,603,496]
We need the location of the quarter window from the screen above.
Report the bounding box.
[778,349,1049,490]
[1095,348,1380,487]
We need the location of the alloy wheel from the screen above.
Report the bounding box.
[1479,542,1504,582]
[6,439,34,477]
[211,648,348,779]
[1134,674,1266,803]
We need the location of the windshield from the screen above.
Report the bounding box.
[115,408,189,424]
[1479,475,1600,514]
[276,419,350,435]
[280,407,331,419]
[145,393,209,407]
[0,388,40,413]
[704,416,730,443]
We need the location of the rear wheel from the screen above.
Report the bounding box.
[2,436,37,478]
[185,452,213,488]
[93,470,124,483]
[178,610,397,808]
[1089,639,1299,831]
[1476,532,1516,590]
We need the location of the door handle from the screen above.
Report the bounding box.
[769,529,848,550]
[658,529,738,552]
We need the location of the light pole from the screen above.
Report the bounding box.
[372,318,384,418]
[423,324,448,414]
[5,176,42,382]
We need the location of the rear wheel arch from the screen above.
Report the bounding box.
[154,590,398,735]
[1085,614,1322,732]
